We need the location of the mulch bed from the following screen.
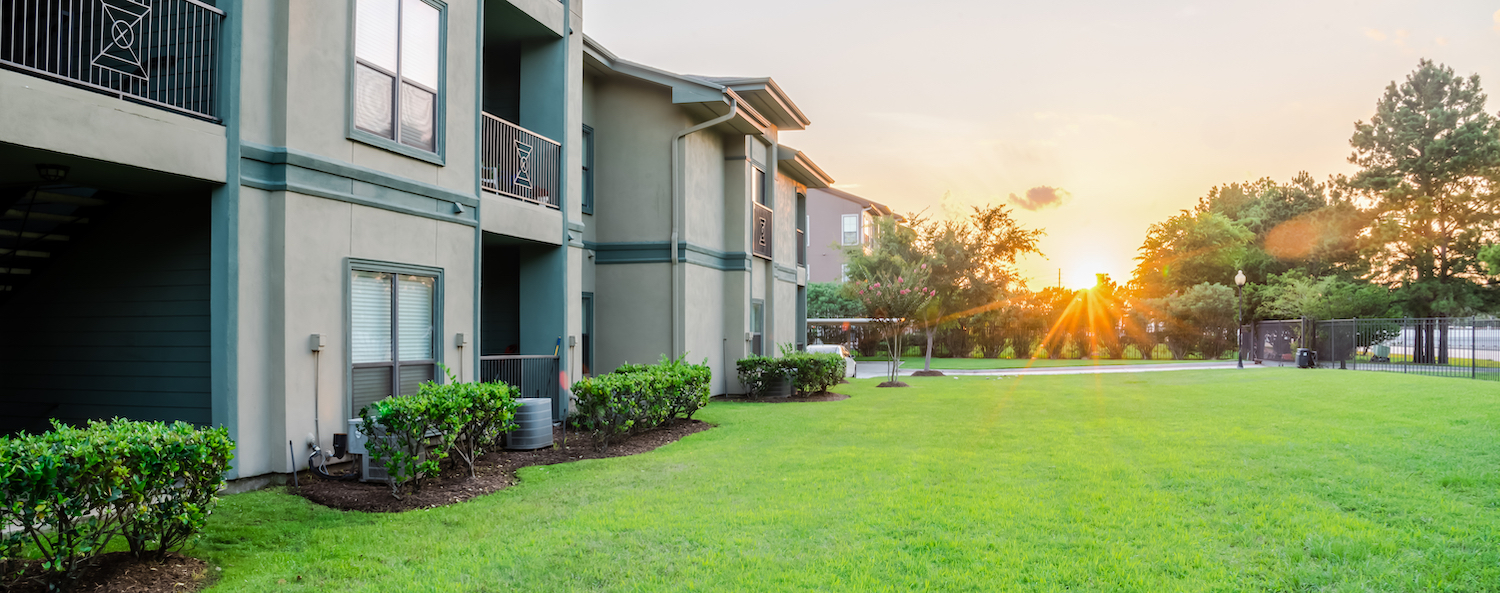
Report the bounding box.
[910,370,945,377]
[715,392,850,403]
[292,418,713,513]
[7,552,212,593]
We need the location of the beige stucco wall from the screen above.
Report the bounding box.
[234,188,476,476]
[588,75,688,243]
[0,69,227,182]
[806,189,864,284]
[237,0,479,196]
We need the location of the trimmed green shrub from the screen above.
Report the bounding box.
[572,356,711,449]
[736,352,845,396]
[430,379,521,478]
[0,419,234,588]
[735,356,778,396]
[357,372,522,498]
[787,352,845,394]
[359,394,444,499]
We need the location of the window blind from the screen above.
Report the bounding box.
[399,0,440,89]
[354,0,399,72]
[351,271,393,364]
[397,274,434,362]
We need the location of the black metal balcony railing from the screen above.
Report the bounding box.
[796,228,805,265]
[479,354,561,419]
[481,113,560,209]
[752,202,772,260]
[1,0,223,120]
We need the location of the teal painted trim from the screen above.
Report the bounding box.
[210,0,243,479]
[240,142,478,227]
[586,241,751,271]
[343,258,446,420]
[349,129,447,166]
[343,0,449,166]
[773,263,798,283]
[471,0,484,384]
[558,0,573,394]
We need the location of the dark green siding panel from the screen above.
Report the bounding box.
[0,194,212,435]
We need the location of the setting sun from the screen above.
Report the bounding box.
[1064,265,1107,290]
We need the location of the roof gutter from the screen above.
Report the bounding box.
[670,93,737,358]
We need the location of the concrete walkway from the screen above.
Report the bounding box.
[854,361,1261,379]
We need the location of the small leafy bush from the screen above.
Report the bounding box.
[358,371,522,498]
[735,356,779,396]
[0,419,233,588]
[737,353,845,396]
[359,395,444,499]
[572,356,711,449]
[430,379,521,478]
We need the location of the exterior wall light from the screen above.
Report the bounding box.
[36,164,70,182]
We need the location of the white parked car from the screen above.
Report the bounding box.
[806,344,857,378]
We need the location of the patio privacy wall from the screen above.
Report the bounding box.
[0,194,211,435]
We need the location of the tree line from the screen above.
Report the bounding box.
[812,60,1500,363]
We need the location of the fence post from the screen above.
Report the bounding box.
[1473,317,1478,380]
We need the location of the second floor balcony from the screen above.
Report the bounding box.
[481,112,559,209]
[0,0,223,121]
[752,202,772,260]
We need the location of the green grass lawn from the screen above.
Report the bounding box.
[852,355,1228,370]
[196,369,1500,592]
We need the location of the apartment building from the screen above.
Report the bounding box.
[580,39,832,394]
[804,187,902,284]
[0,0,834,479]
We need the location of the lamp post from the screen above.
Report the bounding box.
[1235,270,1246,369]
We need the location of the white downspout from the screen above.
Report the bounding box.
[671,94,737,357]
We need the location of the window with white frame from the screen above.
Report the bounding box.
[840,263,849,282]
[841,214,858,245]
[353,0,443,153]
[862,212,873,247]
[350,268,438,416]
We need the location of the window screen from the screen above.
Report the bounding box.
[842,214,858,245]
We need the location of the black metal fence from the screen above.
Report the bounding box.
[1245,317,1500,380]
[478,354,562,419]
[1,0,223,120]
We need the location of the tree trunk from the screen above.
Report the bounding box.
[924,328,935,371]
[1437,317,1449,365]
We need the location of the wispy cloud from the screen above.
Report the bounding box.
[1494,9,1500,32]
[831,183,862,190]
[1363,28,1386,41]
[1007,186,1071,211]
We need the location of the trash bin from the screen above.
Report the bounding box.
[1296,348,1317,369]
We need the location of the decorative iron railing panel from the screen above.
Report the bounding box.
[752,202,772,260]
[1,0,223,120]
[478,354,562,418]
[480,113,560,209]
[1245,317,1500,380]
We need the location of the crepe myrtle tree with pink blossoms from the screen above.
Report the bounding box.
[850,264,936,386]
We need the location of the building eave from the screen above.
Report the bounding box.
[776,145,834,188]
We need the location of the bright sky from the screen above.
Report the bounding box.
[587,1,1500,290]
